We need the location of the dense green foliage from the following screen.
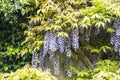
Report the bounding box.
[0,60,119,80]
[0,64,57,80]
[1,0,120,55]
[65,60,120,80]
[0,0,30,72]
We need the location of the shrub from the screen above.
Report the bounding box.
[69,60,120,80]
[0,64,57,80]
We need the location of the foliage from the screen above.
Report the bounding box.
[20,0,120,53]
[0,0,26,55]
[0,0,22,23]
[0,64,57,80]
[0,0,119,56]
[0,52,31,72]
[0,0,29,72]
[67,60,120,80]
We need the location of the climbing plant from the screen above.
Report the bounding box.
[18,0,120,78]
[21,0,120,54]
[0,0,120,79]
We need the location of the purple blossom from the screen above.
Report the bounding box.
[49,32,58,52]
[43,32,50,57]
[65,37,72,57]
[57,36,65,53]
[54,56,59,75]
[71,28,79,51]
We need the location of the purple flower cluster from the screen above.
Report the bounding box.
[58,36,65,53]
[116,27,120,36]
[41,29,80,76]
[39,51,44,69]
[49,32,58,52]
[111,34,120,52]
[110,33,116,45]
[111,20,120,52]
[53,56,59,75]
[70,28,79,51]
[65,37,72,57]
[43,32,50,57]
[43,32,58,57]
[67,70,72,77]
[31,52,38,68]
[45,57,50,70]
[66,57,72,77]
[49,52,55,60]
[43,29,79,56]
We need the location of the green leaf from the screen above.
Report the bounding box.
[57,32,69,37]
[91,49,99,53]
[95,21,105,28]
[107,28,115,33]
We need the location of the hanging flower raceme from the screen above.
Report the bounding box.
[65,37,72,57]
[43,32,50,57]
[57,36,65,53]
[66,57,72,77]
[31,52,39,68]
[116,27,120,36]
[114,36,120,52]
[67,70,72,77]
[111,34,120,52]
[110,33,116,45]
[70,28,79,51]
[111,19,120,52]
[115,19,120,36]
[49,52,55,60]
[39,51,44,69]
[45,56,50,70]
[53,55,60,75]
[43,32,58,57]
[49,32,58,53]
[35,28,80,77]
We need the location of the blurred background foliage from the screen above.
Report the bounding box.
[65,60,120,80]
[0,60,119,80]
[0,0,120,79]
[0,64,57,80]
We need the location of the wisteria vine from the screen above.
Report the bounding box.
[32,28,80,77]
[111,19,120,52]
[31,18,120,77]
